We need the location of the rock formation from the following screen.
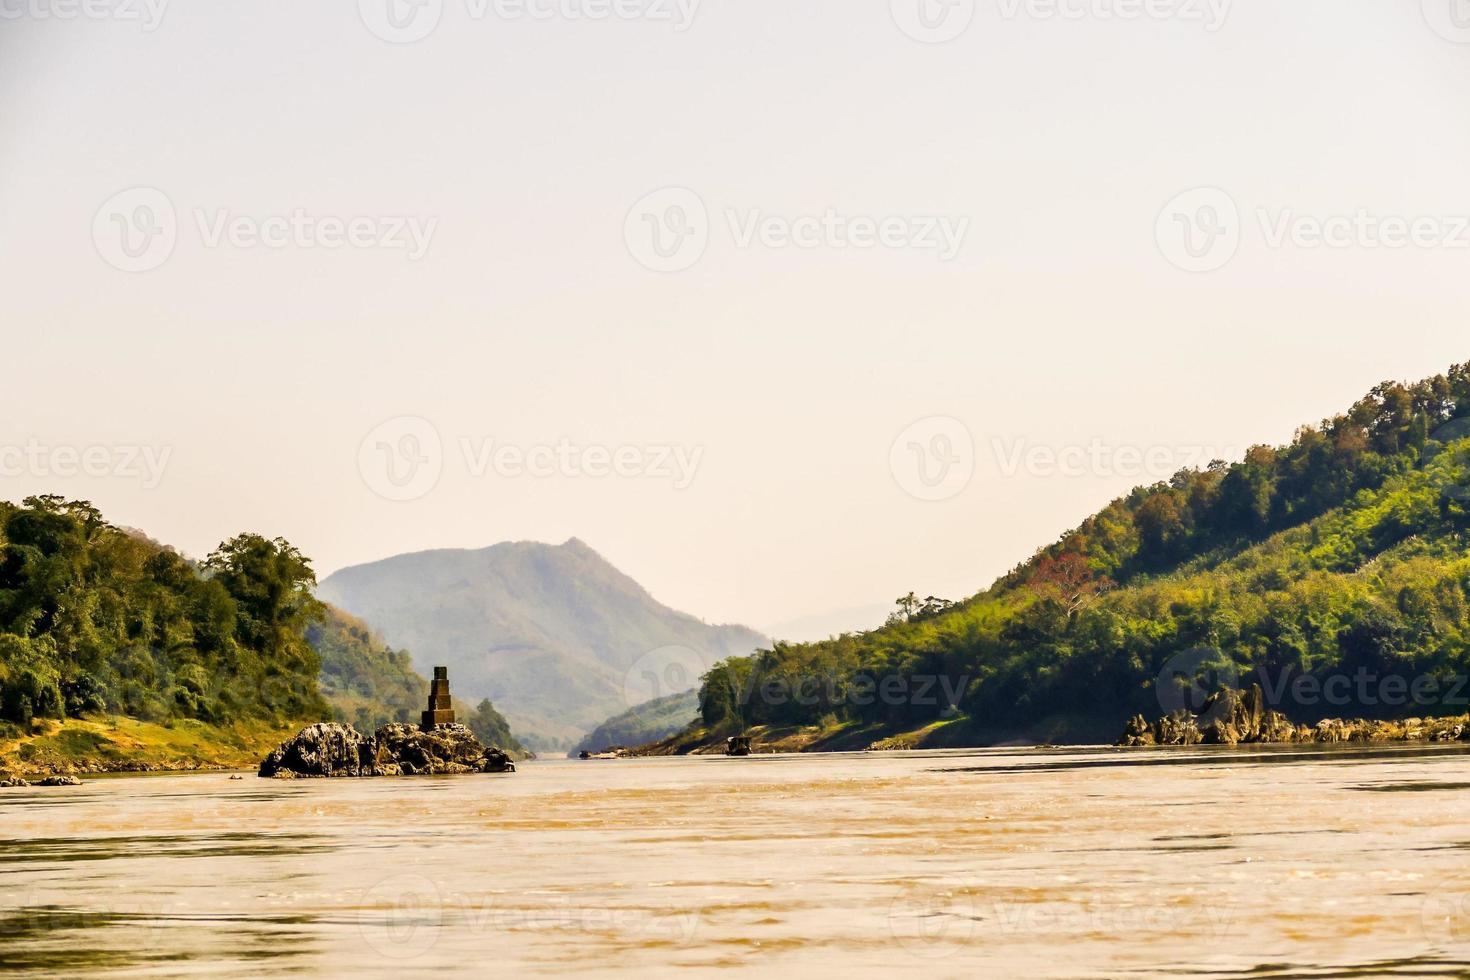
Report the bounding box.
[259,668,515,778]
[3,775,83,787]
[1119,683,1470,747]
[259,722,515,778]
[372,722,513,776]
[258,722,376,777]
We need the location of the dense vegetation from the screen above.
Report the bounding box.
[0,497,327,730]
[464,697,526,756]
[0,497,524,755]
[698,364,1470,743]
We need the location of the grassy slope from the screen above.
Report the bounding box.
[0,716,298,776]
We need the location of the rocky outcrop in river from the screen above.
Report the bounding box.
[0,775,83,788]
[259,722,516,778]
[1119,685,1470,747]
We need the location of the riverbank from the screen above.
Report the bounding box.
[631,694,1470,756]
[630,714,1061,755]
[0,716,303,778]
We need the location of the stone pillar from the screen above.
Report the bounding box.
[421,666,456,730]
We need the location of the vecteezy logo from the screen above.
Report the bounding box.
[358,416,443,502]
[1156,647,1239,715]
[624,187,709,273]
[359,0,443,43]
[623,645,709,708]
[92,187,177,273]
[1423,0,1470,43]
[888,877,975,958]
[1156,187,1240,273]
[358,874,444,959]
[891,0,976,44]
[889,416,975,502]
[1422,879,1470,945]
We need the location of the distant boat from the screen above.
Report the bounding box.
[726,736,752,756]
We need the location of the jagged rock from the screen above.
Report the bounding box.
[370,723,515,776]
[1259,711,1301,743]
[1121,685,1470,748]
[259,722,516,778]
[1,777,31,788]
[1118,715,1155,747]
[258,723,375,778]
[1312,719,1355,743]
[480,750,514,773]
[1198,685,1266,745]
[1421,718,1464,742]
[1430,720,1469,742]
[36,775,82,787]
[1154,710,1203,746]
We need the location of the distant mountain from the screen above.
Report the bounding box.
[318,539,766,749]
[573,690,698,756]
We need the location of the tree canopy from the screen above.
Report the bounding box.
[0,496,327,728]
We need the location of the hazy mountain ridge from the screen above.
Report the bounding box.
[319,538,766,748]
[573,690,699,756]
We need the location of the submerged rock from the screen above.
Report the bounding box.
[259,722,515,779]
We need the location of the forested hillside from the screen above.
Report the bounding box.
[0,497,326,731]
[696,364,1470,744]
[311,606,426,732]
[0,497,521,769]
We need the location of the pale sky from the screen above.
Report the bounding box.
[3,0,1469,639]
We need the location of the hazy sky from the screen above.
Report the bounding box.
[3,0,1469,638]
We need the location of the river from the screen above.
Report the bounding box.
[3,744,1470,977]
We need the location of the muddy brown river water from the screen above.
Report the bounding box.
[3,744,1470,977]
